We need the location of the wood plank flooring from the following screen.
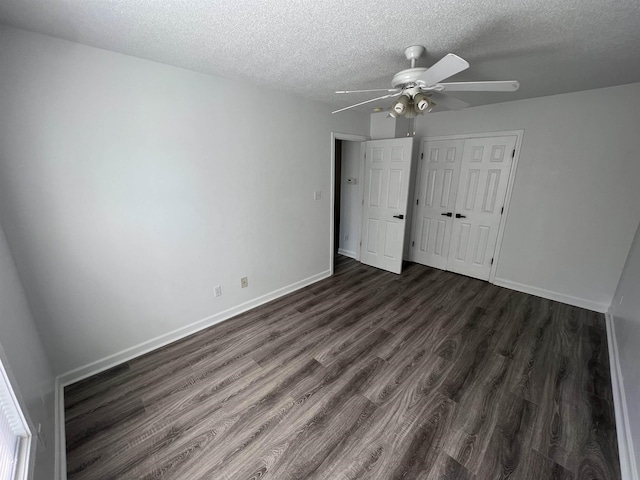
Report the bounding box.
[65,257,621,480]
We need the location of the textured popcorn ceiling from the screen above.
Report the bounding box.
[0,0,639,112]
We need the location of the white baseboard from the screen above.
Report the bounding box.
[492,277,609,313]
[606,312,639,480]
[53,269,332,479]
[54,378,65,480]
[337,248,357,259]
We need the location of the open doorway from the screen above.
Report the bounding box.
[335,139,364,259]
[330,133,368,274]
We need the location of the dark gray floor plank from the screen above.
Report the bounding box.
[473,392,539,480]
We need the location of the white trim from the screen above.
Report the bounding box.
[420,130,526,142]
[54,379,64,480]
[53,269,332,480]
[492,277,609,313]
[330,132,368,275]
[356,141,366,262]
[337,248,357,259]
[605,312,639,480]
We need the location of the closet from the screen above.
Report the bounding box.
[410,133,519,281]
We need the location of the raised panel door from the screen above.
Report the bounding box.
[448,136,517,280]
[360,138,413,274]
[410,139,464,269]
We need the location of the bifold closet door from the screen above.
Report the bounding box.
[410,139,464,269]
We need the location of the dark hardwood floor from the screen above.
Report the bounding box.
[65,256,620,480]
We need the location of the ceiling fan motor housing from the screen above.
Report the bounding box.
[391,68,427,90]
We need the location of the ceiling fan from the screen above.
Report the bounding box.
[332,45,519,116]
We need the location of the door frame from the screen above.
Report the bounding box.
[330,132,369,275]
[412,130,524,283]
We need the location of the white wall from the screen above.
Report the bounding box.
[370,111,412,140]
[610,221,640,478]
[370,112,395,140]
[338,141,362,257]
[0,26,369,375]
[0,222,55,480]
[412,83,640,310]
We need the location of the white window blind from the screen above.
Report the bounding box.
[0,362,29,480]
[0,410,18,480]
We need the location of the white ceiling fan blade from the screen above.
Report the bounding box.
[332,92,401,114]
[418,53,470,87]
[429,92,470,111]
[438,81,520,92]
[336,88,400,94]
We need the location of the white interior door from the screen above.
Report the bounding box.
[360,138,413,274]
[447,136,517,280]
[410,139,464,269]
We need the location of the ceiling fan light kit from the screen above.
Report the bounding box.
[392,94,410,114]
[332,45,520,116]
[413,92,431,112]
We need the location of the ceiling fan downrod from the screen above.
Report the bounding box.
[404,45,426,69]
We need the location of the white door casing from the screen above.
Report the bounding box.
[360,138,413,274]
[410,139,464,269]
[447,135,517,280]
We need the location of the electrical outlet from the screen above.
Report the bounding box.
[241,277,248,288]
[214,285,222,297]
[345,234,349,241]
[314,191,321,200]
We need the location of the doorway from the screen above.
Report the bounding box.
[330,134,416,276]
[333,139,364,259]
[330,133,368,275]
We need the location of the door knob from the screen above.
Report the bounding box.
[455,213,467,218]
[441,212,452,217]
[393,214,404,219]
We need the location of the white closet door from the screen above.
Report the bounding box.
[447,136,517,280]
[410,139,464,269]
[360,138,413,274]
